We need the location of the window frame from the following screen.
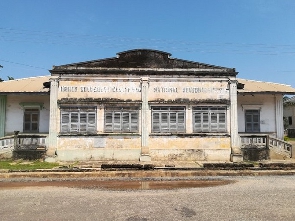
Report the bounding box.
[23,108,40,133]
[245,109,260,133]
[192,106,227,133]
[151,106,186,133]
[104,107,139,133]
[60,106,97,134]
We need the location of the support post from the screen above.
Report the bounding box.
[275,95,284,139]
[229,80,243,162]
[0,95,7,138]
[46,78,59,159]
[140,77,151,161]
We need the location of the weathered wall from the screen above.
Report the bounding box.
[149,136,231,161]
[54,76,232,162]
[56,136,141,161]
[56,136,231,161]
[5,95,50,135]
[284,105,295,129]
[237,94,276,134]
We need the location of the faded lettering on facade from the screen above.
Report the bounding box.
[60,86,141,93]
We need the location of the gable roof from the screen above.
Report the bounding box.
[0,76,51,94]
[237,79,295,95]
[50,49,237,76]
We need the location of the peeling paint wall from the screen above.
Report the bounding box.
[54,75,232,162]
[5,95,50,135]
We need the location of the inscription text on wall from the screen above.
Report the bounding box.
[60,86,141,93]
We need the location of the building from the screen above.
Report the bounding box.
[1,49,295,162]
[284,96,295,137]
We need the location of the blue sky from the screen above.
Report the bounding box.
[0,0,295,87]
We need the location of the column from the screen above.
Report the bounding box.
[275,95,284,139]
[140,77,151,161]
[0,95,7,137]
[229,80,243,162]
[47,78,59,158]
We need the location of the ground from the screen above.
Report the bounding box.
[1,176,295,221]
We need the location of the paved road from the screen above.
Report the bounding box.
[1,176,295,221]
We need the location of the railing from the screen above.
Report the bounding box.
[14,134,47,151]
[0,135,14,150]
[240,134,269,148]
[1,134,48,159]
[269,136,292,157]
[240,134,292,158]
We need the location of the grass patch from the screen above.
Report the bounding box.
[288,137,295,141]
[0,160,60,170]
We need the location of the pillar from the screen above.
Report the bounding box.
[229,80,243,162]
[275,95,284,139]
[0,95,7,137]
[140,77,151,161]
[47,78,59,158]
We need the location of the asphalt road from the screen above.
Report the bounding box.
[1,176,295,221]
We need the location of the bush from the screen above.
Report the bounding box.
[284,136,290,141]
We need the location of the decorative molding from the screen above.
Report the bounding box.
[241,104,262,111]
[19,102,44,109]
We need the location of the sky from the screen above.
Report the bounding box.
[0,0,295,88]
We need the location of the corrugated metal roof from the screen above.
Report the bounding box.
[237,78,295,94]
[1,75,295,95]
[0,76,51,93]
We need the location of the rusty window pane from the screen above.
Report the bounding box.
[193,106,227,133]
[151,106,185,133]
[60,107,97,134]
[104,107,139,133]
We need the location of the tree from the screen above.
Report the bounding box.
[0,65,3,82]
[0,65,14,81]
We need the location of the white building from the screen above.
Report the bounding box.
[1,49,295,162]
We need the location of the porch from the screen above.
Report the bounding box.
[240,133,292,161]
[0,133,48,160]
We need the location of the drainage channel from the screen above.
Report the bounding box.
[0,179,235,190]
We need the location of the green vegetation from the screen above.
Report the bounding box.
[0,160,59,170]
[284,136,290,141]
[288,137,295,142]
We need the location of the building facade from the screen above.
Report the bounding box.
[1,49,295,162]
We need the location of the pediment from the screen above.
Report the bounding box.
[51,49,236,76]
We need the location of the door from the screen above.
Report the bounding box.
[245,110,260,132]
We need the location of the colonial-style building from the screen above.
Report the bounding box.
[1,49,295,162]
[284,96,295,137]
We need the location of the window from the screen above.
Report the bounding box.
[288,116,293,125]
[60,107,96,134]
[193,106,226,133]
[104,107,139,133]
[23,108,39,132]
[152,106,185,133]
[245,110,260,132]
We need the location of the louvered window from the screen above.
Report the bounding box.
[152,106,185,133]
[104,107,139,133]
[60,107,96,134]
[193,107,226,132]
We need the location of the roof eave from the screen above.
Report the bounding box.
[238,91,295,95]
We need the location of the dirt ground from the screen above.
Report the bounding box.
[1,176,295,221]
[0,178,234,190]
